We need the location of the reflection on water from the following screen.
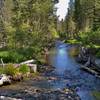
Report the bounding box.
[53,47,69,74]
[50,41,79,75]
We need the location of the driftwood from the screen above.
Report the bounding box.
[20,59,35,64]
[76,47,89,64]
[78,54,100,75]
[80,55,100,78]
[77,47,100,78]
[80,66,100,78]
[84,55,98,67]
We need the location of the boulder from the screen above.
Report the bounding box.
[0,74,11,86]
[29,64,37,73]
[0,79,3,86]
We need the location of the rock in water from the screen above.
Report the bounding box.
[0,74,11,86]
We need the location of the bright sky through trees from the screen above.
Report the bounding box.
[55,0,69,21]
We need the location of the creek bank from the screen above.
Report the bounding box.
[0,59,49,87]
[1,43,93,100]
[0,71,81,100]
[76,46,100,77]
[0,63,80,100]
[0,64,55,87]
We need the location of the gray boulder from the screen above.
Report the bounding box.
[0,74,11,86]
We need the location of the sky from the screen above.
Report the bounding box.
[55,0,70,21]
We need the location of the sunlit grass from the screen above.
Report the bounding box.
[66,39,81,44]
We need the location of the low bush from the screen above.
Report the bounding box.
[79,29,100,46]
[0,51,9,63]
[0,51,24,63]
[9,51,24,63]
[19,64,30,74]
[3,64,19,76]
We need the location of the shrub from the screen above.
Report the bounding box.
[0,51,9,63]
[9,51,24,63]
[79,29,100,46]
[3,64,19,76]
[16,48,34,61]
[19,64,30,74]
[0,51,24,63]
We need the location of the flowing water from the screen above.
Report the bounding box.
[49,41,100,100]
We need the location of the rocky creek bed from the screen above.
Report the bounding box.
[0,75,80,100]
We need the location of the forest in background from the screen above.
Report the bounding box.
[0,0,58,63]
[58,0,100,58]
[60,0,100,45]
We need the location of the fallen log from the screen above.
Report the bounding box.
[20,59,35,64]
[80,66,100,78]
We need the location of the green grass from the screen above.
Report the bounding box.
[0,51,9,58]
[66,39,81,44]
[85,44,100,49]
[0,64,19,76]
[93,91,100,100]
[93,45,100,49]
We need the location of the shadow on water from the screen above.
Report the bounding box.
[49,41,100,100]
